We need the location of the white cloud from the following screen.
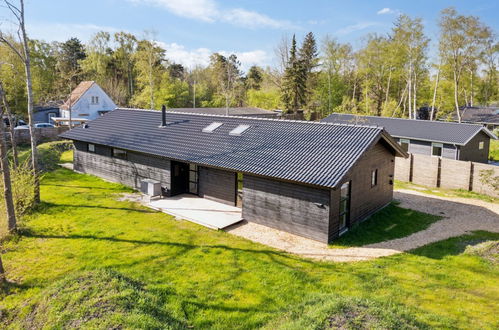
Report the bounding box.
[128,0,293,29]
[160,42,270,71]
[129,0,218,22]
[223,8,293,29]
[336,22,380,35]
[377,7,395,15]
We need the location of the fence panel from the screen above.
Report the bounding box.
[472,163,499,198]
[440,158,471,190]
[411,154,439,187]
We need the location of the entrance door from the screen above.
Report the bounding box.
[170,161,189,196]
[339,181,350,235]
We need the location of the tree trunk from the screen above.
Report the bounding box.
[0,108,17,232]
[0,253,5,284]
[0,81,18,168]
[453,70,461,123]
[19,0,40,203]
[470,69,474,107]
[385,68,392,105]
[413,71,417,119]
[430,64,440,121]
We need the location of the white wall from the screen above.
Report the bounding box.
[61,84,117,120]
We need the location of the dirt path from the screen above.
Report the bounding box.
[227,190,499,262]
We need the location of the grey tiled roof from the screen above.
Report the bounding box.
[454,107,499,125]
[61,108,404,189]
[321,113,496,145]
[166,107,279,117]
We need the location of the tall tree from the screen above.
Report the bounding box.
[0,101,17,232]
[246,65,263,90]
[0,0,40,203]
[209,53,242,113]
[56,37,86,88]
[439,7,489,122]
[281,35,307,113]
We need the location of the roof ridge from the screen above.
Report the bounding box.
[329,112,486,129]
[116,107,383,130]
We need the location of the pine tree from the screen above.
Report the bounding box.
[281,35,307,113]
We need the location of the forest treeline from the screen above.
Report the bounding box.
[0,7,497,121]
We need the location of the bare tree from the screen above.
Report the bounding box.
[0,0,39,202]
[430,62,441,120]
[0,105,17,232]
[0,80,18,167]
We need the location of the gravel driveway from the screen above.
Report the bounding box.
[226,190,499,262]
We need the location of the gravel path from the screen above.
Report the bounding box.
[226,190,499,262]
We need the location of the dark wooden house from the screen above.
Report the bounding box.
[61,108,406,243]
[322,113,497,163]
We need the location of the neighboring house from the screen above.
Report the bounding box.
[322,113,497,163]
[166,107,281,118]
[452,106,499,131]
[33,103,60,123]
[59,81,117,121]
[61,108,406,243]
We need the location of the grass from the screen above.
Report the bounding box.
[395,180,498,203]
[489,139,499,162]
[331,203,441,247]
[0,168,497,328]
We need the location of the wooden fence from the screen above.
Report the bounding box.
[394,154,499,198]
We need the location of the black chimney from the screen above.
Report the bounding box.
[160,105,166,127]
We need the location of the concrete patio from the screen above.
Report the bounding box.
[149,194,243,229]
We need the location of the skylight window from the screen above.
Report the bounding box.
[229,124,251,136]
[202,122,223,133]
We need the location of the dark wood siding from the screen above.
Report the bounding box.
[198,167,236,206]
[458,131,490,163]
[329,140,394,241]
[73,141,171,190]
[242,175,330,242]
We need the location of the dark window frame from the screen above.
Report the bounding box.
[399,138,410,152]
[112,148,127,160]
[188,163,198,194]
[431,143,443,157]
[339,181,351,234]
[371,169,378,187]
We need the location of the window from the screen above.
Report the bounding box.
[399,139,410,152]
[371,169,378,187]
[229,124,251,136]
[202,122,223,133]
[479,141,484,150]
[88,143,95,153]
[189,164,198,194]
[91,96,99,104]
[112,148,127,160]
[431,143,443,157]
[339,182,350,234]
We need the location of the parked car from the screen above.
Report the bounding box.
[35,123,55,128]
[13,123,55,130]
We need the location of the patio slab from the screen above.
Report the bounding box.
[149,194,243,229]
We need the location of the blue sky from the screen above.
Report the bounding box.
[20,0,499,70]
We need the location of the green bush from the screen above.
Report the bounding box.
[0,160,36,227]
[19,140,73,172]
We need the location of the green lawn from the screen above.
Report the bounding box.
[395,180,498,203]
[331,203,441,247]
[490,139,499,162]
[0,168,498,329]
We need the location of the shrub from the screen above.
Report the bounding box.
[0,160,36,223]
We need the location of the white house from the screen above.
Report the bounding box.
[59,81,116,122]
